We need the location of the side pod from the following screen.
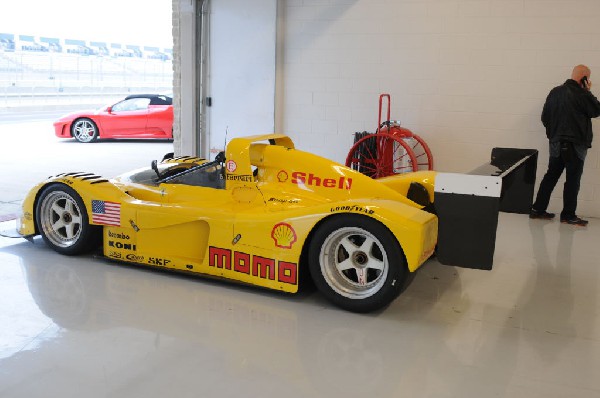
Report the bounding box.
[434,148,538,270]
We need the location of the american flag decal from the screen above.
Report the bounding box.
[91,200,121,226]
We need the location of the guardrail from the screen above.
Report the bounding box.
[0,86,172,109]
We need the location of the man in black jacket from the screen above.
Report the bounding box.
[530,64,600,226]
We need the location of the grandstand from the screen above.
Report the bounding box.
[0,32,173,109]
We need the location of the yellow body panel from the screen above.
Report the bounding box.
[18,134,439,294]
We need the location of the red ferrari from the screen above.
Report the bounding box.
[54,94,173,143]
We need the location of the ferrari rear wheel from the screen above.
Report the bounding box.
[36,184,100,255]
[72,118,98,143]
[309,214,408,313]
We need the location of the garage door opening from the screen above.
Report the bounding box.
[0,0,174,221]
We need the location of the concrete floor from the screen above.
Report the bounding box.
[1,113,600,397]
[1,213,600,398]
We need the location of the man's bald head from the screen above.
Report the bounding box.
[572,64,591,81]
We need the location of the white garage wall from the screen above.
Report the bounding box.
[173,0,276,158]
[276,0,600,217]
[209,0,277,151]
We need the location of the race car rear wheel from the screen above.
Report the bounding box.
[308,214,408,313]
[71,118,98,143]
[36,184,100,255]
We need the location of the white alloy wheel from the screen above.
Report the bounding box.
[39,190,84,248]
[308,215,407,313]
[319,226,388,299]
[36,184,99,255]
[72,119,98,142]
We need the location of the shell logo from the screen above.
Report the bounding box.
[277,170,288,182]
[271,222,297,249]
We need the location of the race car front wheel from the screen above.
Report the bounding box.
[308,214,408,313]
[72,118,98,143]
[36,184,100,255]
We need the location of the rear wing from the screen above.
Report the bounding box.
[434,148,538,270]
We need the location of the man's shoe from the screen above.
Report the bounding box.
[529,209,556,220]
[560,216,589,226]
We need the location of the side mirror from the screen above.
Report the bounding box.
[106,106,112,113]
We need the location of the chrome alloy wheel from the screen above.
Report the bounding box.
[38,191,83,248]
[319,227,389,299]
[72,119,97,142]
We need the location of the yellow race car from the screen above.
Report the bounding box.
[8,134,536,312]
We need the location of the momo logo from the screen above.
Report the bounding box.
[271,222,297,249]
[209,246,297,285]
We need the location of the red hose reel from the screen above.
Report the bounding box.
[346,94,433,178]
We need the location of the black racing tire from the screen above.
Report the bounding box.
[36,184,100,255]
[71,118,99,143]
[308,214,408,313]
